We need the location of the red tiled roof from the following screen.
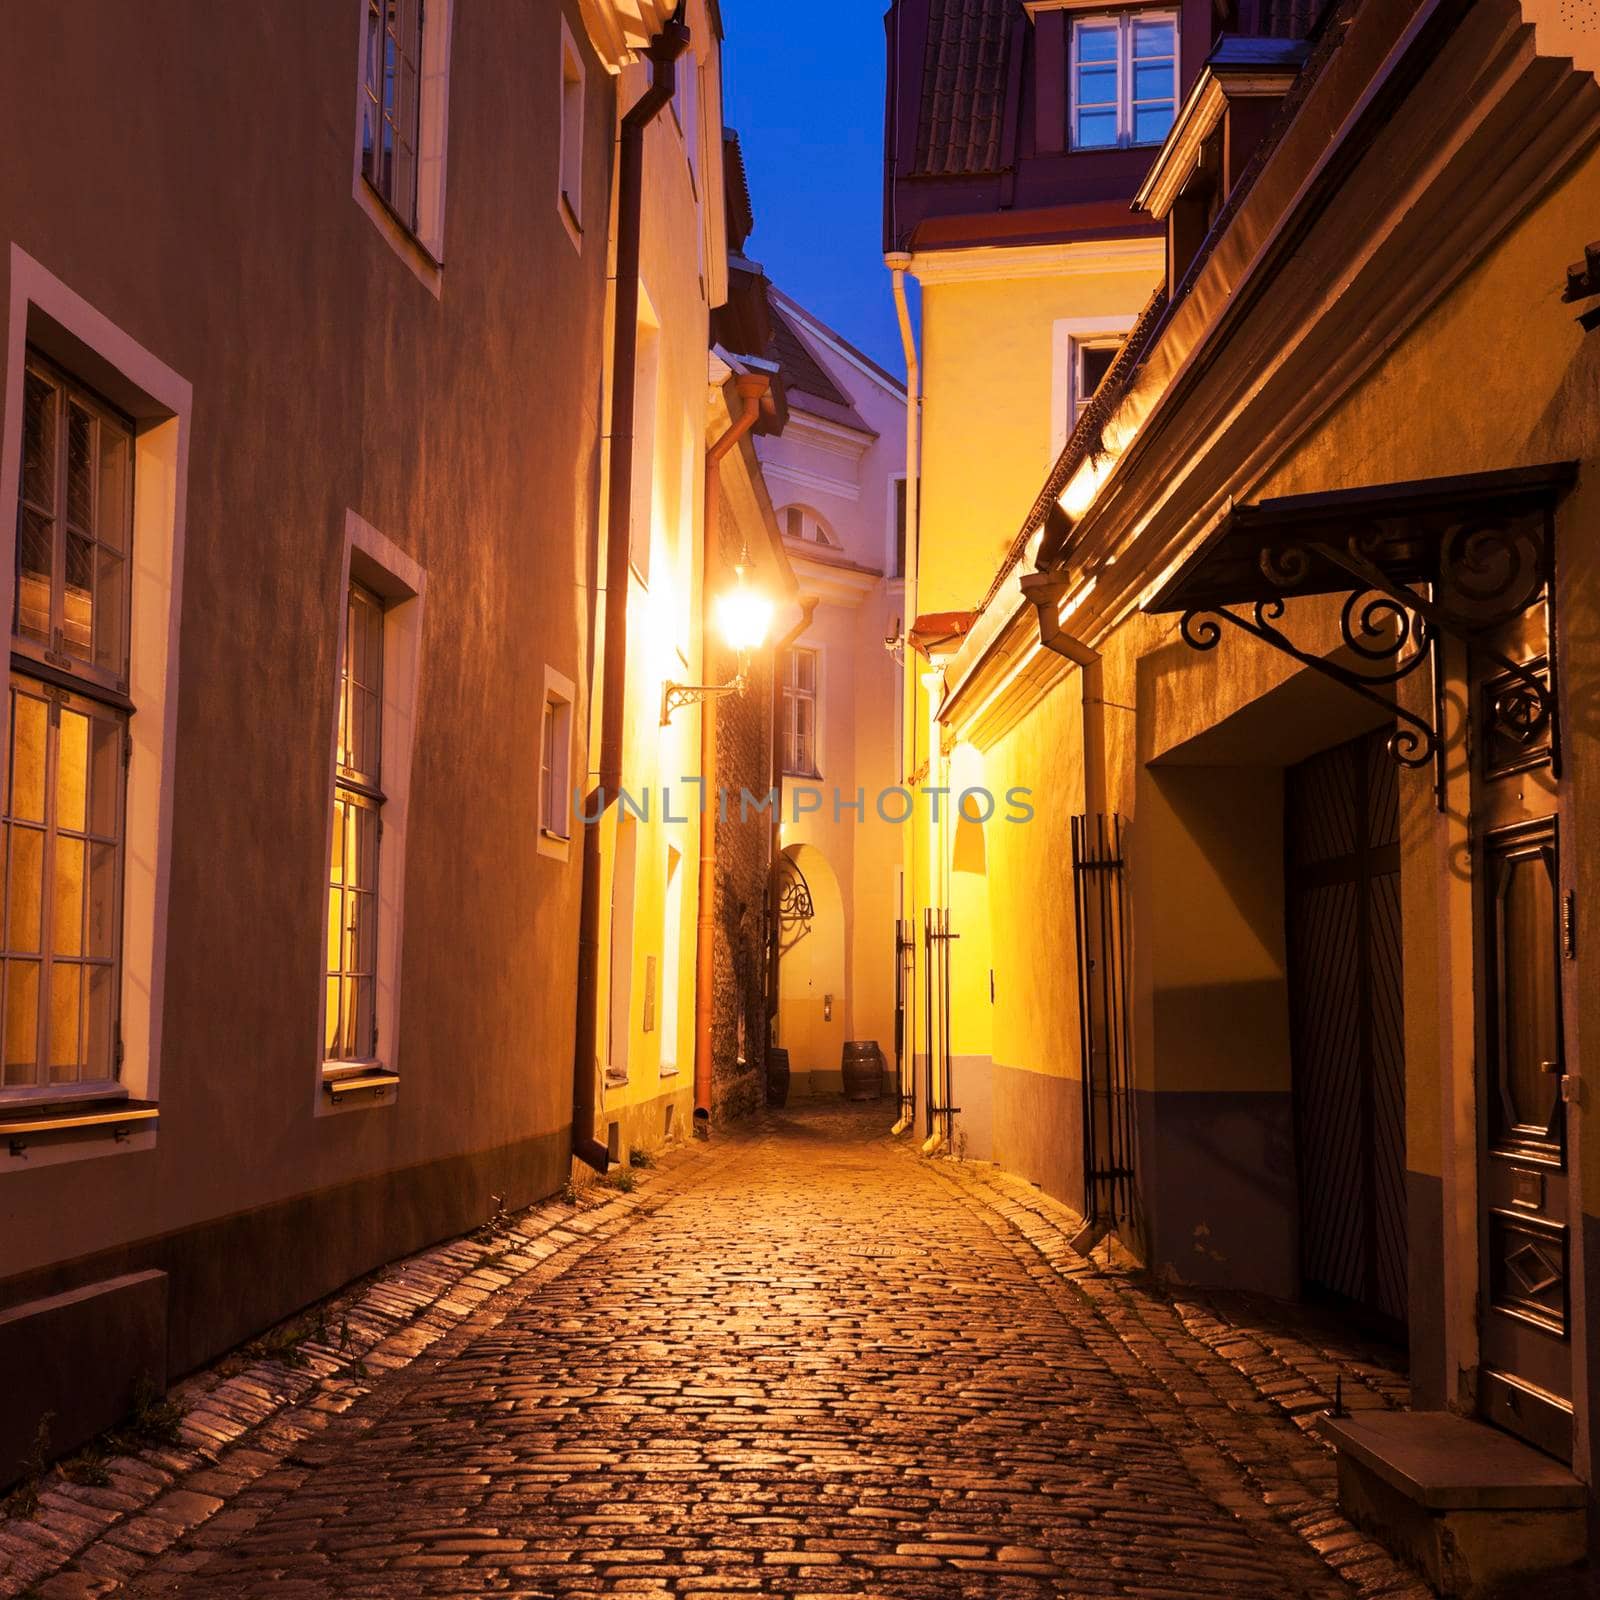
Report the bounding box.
[914,0,1017,177]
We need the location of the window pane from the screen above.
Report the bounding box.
[85,964,113,1080]
[1076,63,1117,108]
[86,840,117,958]
[7,827,42,953]
[52,836,84,957]
[4,959,38,1085]
[87,715,119,839]
[21,371,56,512]
[48,960,81,1081]
[16,508,53,645]
[56,708,88,833]
[1132,16,1176,57]
[1076,21,1118,62]
[797,651,815,692]
[65,403,94,530]
[94,548,126,678]
[1133,103,1175,145]
[10,691,47,823]
[1080,344,1118,397]
[63,531,94,660]
[1077,109,1118,148]
[1134,60,1174,102]
[96,406,129,556]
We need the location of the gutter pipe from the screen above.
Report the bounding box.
[886,252,920,1136]
[571,13,692,1173]
[693,371,770,1137]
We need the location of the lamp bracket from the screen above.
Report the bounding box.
[660,673,747,725]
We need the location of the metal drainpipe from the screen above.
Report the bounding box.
[693,372,770,1137]
[1019,572,1106,817]
[886,253,920,1137]
[764,599,819,1051]
[571,13,692,1174]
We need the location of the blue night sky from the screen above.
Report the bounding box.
[720,0,911,377]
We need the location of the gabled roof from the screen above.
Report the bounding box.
[914,0,1017,177]
[770,301,853,410]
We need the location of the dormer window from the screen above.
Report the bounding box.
[1071,10,1178,150]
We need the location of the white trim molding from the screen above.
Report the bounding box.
[1050,313,1134,460]
[575,0,680,73]
[910,235,1164,287]
[0,245,192,1167]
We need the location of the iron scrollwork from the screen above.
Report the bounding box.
[1179,506,1558,808]
[777,857,814,928]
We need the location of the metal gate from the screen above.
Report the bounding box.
[1285,727,1407,1332]
[1072,815,1135,1226]
[893,918,915,1123]
[922,908,957,1144]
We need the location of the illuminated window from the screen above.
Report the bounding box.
[4,356,132,1092]
[1071,11,1178,151]
[326,583,385,1064]
[781,647,819,776]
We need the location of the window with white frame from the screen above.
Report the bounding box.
[558,20,585,243]
[782,505,838,549]
[356,0,453,265]
[1071,10,1178,150]
[781,647,818,776]
[4,358,132,1093]
[325,582,385,1065]
[539,667,574,851]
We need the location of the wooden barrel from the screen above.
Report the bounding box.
[842,1040,883,1101]
[765,1048,791,1109]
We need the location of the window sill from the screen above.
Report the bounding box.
[321,1063,399,1109]
[1,1094,158,1161]
[604,1068,629,1090]
[353,178,444,299]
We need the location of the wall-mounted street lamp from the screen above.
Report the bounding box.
[661,558,774,724]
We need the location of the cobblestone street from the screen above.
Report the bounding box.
[6,1104,1431,1599]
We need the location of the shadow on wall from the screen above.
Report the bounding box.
[777,843,846,1078]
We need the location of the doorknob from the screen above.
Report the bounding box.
[1540,1060,1562,1075]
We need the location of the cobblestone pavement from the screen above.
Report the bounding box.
[13,1103,1433,1599]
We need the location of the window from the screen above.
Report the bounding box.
[630,306,660,581]
[891,477,908,578]
[4,358,132,1095]
[326,583,385,1065]
[558,19,585,246]
[659,845,682,1073]
[538,666,575,856]
[781,647,818,776]
[607,813,638,1082]
[361,0,424,228]
[354,0,454,275]
[1072,338,1121,423]
[1071,10,1178,150]
[782,505,837,549]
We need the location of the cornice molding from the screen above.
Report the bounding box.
[575,0,678,72]
[910,235,1164,286]
[760,458,861,504]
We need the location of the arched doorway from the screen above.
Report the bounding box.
[777,843,846,1093]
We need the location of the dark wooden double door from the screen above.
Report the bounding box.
[1285,728,1408,1335]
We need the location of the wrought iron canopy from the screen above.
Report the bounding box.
[1145,463,1576,806]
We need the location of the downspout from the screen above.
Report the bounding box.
[887,253,920,1138]
[571,12,692,1174]
[693,371,770,1137]
[1019,572,1106,817]
[1019,569,1112,1246]
[765,598,819,1049]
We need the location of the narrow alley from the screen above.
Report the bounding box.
[8,1106,1429,1599]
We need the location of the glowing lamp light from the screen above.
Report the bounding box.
[715,568,774,654]
[660,558,774,725]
